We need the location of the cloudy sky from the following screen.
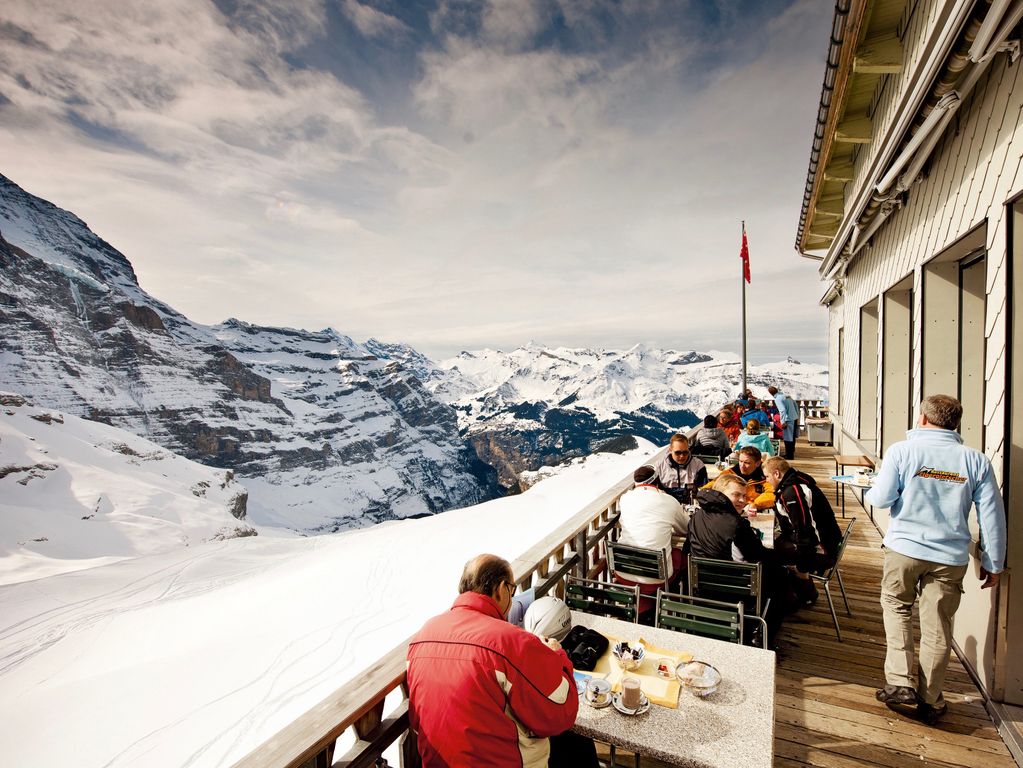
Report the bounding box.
[0,0,832,362]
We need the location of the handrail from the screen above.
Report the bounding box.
[231,413,805,767]
[230,441,675,768]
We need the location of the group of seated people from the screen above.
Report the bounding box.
[614,428,841,647]
[697,386,801,461]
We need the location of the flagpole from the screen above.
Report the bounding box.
[741,221,748,395]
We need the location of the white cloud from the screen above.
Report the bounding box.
[0,0,834,363]
[342,0,410,39]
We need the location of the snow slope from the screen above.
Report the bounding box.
[0,439,655,768]
[0,392,253,585]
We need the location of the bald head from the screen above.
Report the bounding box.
[459,554,513,597]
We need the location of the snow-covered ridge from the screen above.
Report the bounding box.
[0,174,496,533]
[432,343,828,426]
[408,342,827,490]
[0,392,253,585]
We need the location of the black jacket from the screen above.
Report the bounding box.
[685,489,767,564]
[773,468,842,568]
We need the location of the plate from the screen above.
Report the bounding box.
[611,691,650,716]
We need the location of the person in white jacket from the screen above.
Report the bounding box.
[866,394,1006,725]
[615,465,690,588]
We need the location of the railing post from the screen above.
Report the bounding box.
[399,682,421,768]
[574,530,587,579]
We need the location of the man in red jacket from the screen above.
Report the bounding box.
[407,554,592,767]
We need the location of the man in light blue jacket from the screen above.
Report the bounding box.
[866,395,1006,725]
[768,385,799,459]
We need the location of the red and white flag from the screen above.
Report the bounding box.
[740,226,751,283]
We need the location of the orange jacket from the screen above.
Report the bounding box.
[701,467,776,510]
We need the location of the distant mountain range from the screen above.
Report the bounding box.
[0,172,828,527]
[426,344,828,489]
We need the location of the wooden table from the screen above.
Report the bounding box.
[570,612,775,768]
[833,454,874,518]
[704,460,737,482]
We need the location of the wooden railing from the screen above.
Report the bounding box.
[797,399,829,423]
[231,443,671,768]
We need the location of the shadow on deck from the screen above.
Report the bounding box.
[773,440,1014,768]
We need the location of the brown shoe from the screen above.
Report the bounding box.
[875,685,917,705]
[917,701,948,725]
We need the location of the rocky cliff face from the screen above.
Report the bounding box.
[0,174,499,531]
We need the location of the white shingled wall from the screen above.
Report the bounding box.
[823,9,1023,695]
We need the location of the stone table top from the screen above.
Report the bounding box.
[570,611,775,768]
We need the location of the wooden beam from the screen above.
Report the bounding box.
[835,113,872,144]
[854,33,903,74]
[809,219,840,237]
[824,160,855,181]
[804,235,834,250]
[815,195,845,217]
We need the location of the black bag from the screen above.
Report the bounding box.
[562,625,609,671]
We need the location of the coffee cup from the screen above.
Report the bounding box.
[584,678,611,707]
[622,676,642,710]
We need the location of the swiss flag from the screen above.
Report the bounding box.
[740,227,751,283]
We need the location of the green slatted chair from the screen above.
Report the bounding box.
[693,453,720,467]
[607,542,669,591]
[607,541,671,621]
[687,558,769,649]
[654,590,744,644]
[565,576,641,623]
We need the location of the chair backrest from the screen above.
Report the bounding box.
[769,438,782,455]
[819,518,856,581]
[688,557,763,616]
[655,590,744,644]
[565,576,640,623]
[608,541,669,586]
[693,453,719,467]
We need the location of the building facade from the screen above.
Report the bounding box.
[796,0,1023,714]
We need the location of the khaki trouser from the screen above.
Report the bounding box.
[880,548,967,706]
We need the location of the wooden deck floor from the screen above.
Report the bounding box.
[601,438,1016,768]
[774,440,1014,768]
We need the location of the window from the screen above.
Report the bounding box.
[881,276,913,454]
[837,327,844,416]
[921,225,986,450]
[859,298,880,450]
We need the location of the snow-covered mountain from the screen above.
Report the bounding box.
[0,392,254,585]
[423,343,828,489]
[0,174,497,531]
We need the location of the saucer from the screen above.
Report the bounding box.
[611,691,650,716]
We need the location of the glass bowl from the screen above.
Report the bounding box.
[676,660,721,697]
[611,641,645,671]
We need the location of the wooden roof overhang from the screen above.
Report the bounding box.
[796,0,910,257]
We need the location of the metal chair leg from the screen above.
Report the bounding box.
[824,584,842,642]
[836,568,851,616]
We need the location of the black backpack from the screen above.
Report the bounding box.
[562,625,609,671]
